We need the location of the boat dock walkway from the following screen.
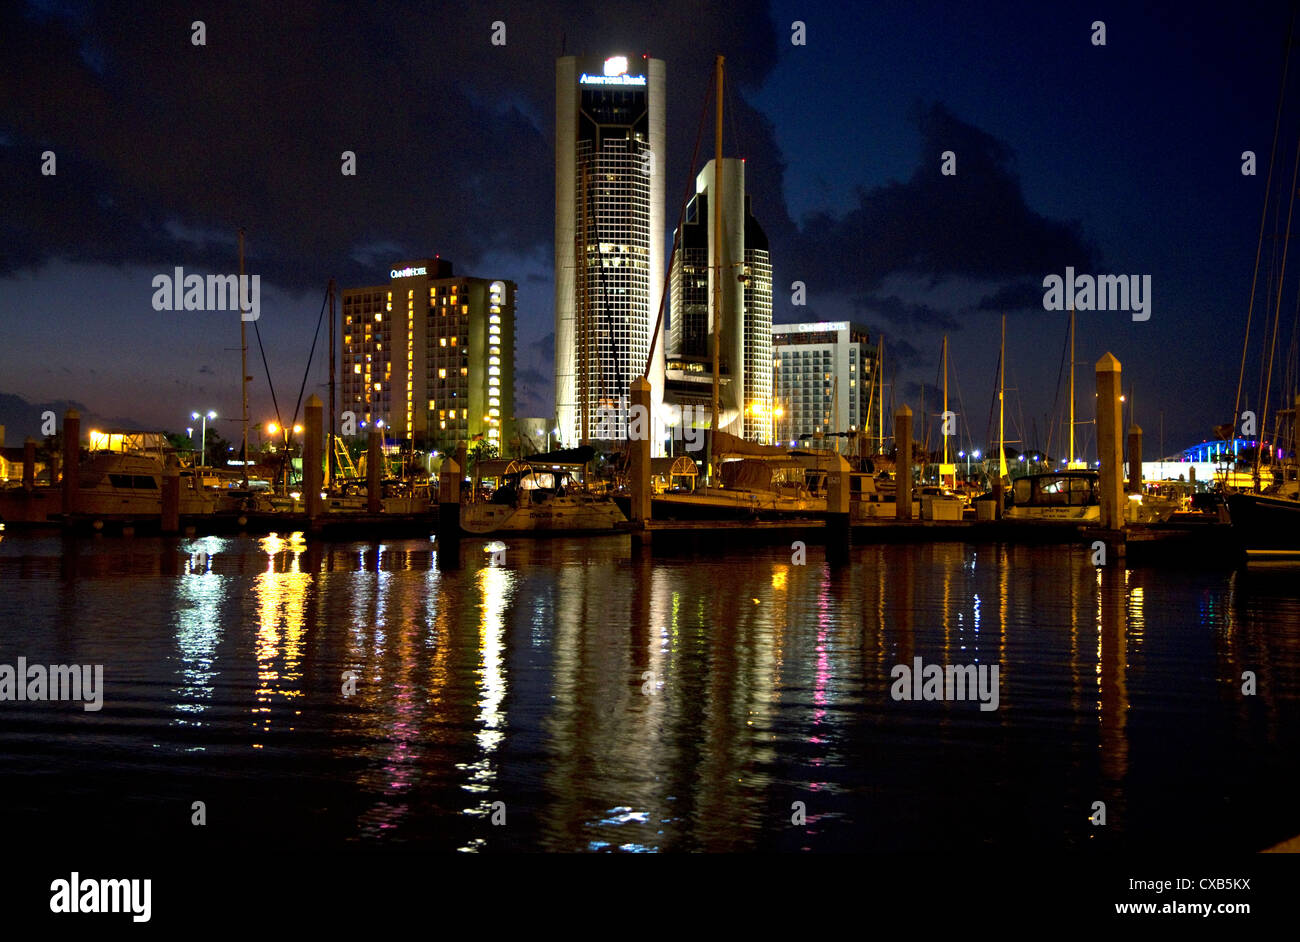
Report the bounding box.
[15,509,1242,566]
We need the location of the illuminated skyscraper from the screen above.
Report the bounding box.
[771,322,875,445]
[341,259,515,453]
[668,158,772,442]
[554,53,666,451]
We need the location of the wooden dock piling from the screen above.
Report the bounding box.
[367,427,381,514]
[896,405,913,522]
[304,395,323,522]
[61,409,79,516]
[628,377,652,543]
[1095,354,1125,531]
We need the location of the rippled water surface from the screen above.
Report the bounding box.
[1,531,1298,852]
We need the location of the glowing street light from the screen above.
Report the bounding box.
[191,410,216,466]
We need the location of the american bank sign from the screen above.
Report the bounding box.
[580,56,645,86]
[579,72,646,86]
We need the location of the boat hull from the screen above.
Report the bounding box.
[460,498,627,535]
[1227,493,1300,557]
[650,489,824,520]
[1004,505,1100,523]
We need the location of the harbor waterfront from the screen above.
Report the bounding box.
[2,530,1297,853]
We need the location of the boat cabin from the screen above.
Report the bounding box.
[1010,471,1100,508]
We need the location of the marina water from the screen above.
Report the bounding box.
[2,532,1298,852]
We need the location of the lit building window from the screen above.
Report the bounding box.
[460,367,468,376]
[353,365,361,374]
[489,408,499,417]
[489,315,501,325]
[489,356,500,366]
[438,368,446,379]
[375,313,382,321]
[440,338,447,347]
[488,366,500,376]
[450,336,457,346]
[489,397,499,407]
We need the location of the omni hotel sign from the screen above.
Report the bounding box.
[579,55,646,86]
[390,266,426,278]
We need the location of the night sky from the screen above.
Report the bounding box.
[2,0,1294,458]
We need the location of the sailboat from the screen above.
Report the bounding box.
[633,55,852,521]
[1223,23,1300,557]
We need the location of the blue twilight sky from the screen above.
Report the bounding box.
[1,0,1295,457]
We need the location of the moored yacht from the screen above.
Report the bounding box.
[460,461,626,535]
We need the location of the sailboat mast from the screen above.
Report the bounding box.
[327,277,336,489]
[238,228,249,488]
[878,336,885,455]
[832,373,840,453]
[942,334,949,466]
[1069,306,1075,466]
[998,314,1007,480]
[710,54,724,478]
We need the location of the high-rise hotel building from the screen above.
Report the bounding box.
[554,53,666,451]
[340,259,515,453]
[667,158,773,442]
[772,322,875,444]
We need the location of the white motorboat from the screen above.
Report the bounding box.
[460,463,626,535]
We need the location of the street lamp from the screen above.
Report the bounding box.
[191,410,216,466]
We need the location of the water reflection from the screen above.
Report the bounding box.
[250,533,310,743]
[171,537,226,730]
[4,532,1300,851]
[455,564,512,851]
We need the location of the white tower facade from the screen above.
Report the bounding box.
[555,54,666,452]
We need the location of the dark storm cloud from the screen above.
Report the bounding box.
[853,294,963,332]
[790,103,1099,298]
[0,0,783,290]
[976,280,1046,312]
[0,391,141,435]
[883,337,921,367]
